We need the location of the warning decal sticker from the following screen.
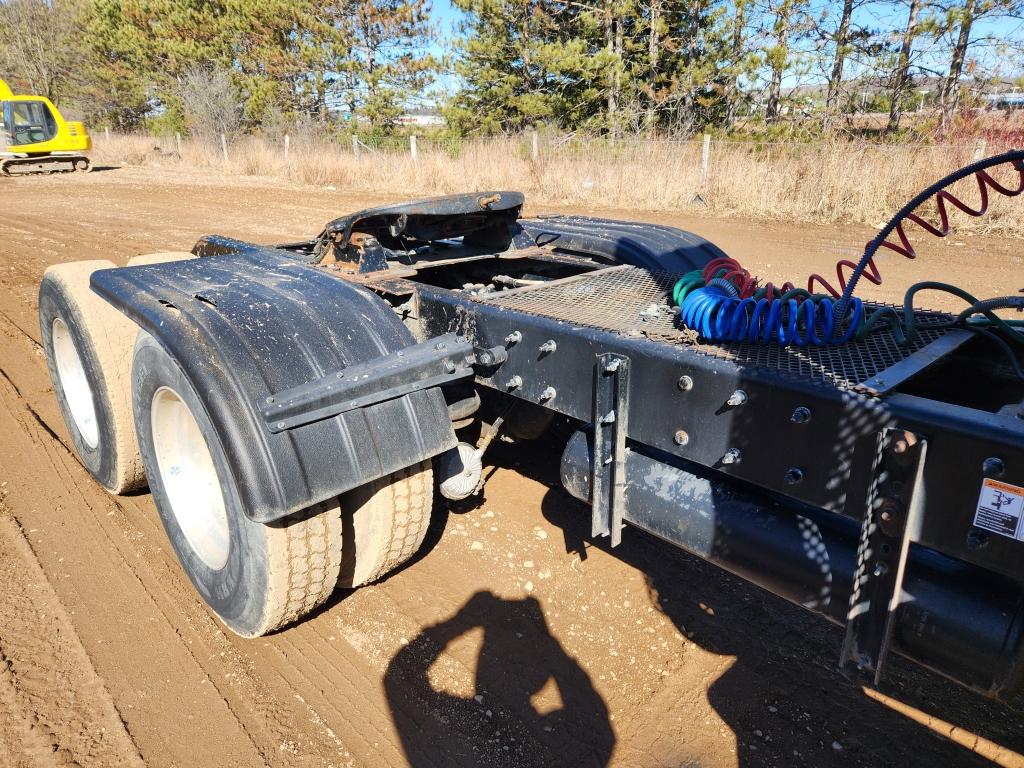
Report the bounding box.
[973,478,1024,540]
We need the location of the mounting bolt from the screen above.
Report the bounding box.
[726,389,748,407]
[783,467,804,485]
[477,350,494,366]
[504,331,522,345]
[539,386,556,402]
[790,406,811,424]
[265,396,275,405]
[673,430,690,446]
[603,358,621,373]
[722,448,742,465]
[442,359,457,373]
[539,340,557,354]
[873,562,889,577]
[967,527,990,550]
[677,375,694,392]
[983,457,1006,477]
[505,375,523,390]
[877,498,904,535]
[435,341,447,351]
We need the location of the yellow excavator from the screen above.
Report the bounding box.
[1,77,91,176]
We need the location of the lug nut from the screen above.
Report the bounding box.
[504,331,522,345]
[722,448,742,465]
[539,386,556,402]
[673,430,689,446]
[539,340,557,354]
[677,375,694,392]
[505,375,523,390]
[790,406,811,424]
[726,389,748,407]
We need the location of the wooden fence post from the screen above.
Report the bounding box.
[410,134,418,161]
[352,135,360,161]
[284,133,290,162]
[175,132,182,157]
[104,126,111,143]
[531,130,539,161]
[700,133,711,188]
[221,133,229,164]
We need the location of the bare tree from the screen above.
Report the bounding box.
[178,67,243,141]
[0,0,83,101]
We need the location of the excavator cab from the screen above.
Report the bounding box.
[1,77,92,176]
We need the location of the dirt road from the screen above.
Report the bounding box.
[1,166,1022,768]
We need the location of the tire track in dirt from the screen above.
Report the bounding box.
[0,508,144,768]
[0,303,362,767]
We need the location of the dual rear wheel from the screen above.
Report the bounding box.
[40,255,434,636]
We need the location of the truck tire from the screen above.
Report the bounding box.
[338,461,434,588]
[39,260,147,494]
[132,331,344,637]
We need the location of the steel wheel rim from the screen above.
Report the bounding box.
[150,386,230,570]
[51,317,99,449]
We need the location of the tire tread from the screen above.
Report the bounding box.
[258,500,344,635]
[339,461,433,589]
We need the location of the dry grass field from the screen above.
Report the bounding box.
[90,133,1024,236]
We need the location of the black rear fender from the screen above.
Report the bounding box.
[91,247,456,523]
[515,215,727,273]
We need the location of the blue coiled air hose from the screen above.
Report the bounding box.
[676,282,864,346]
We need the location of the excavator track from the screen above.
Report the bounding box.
[1,154,90,177]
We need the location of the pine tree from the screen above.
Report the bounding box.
[446,0,600,133]
[886,0,925,134]
[332,0,436,131]
[936,0,1021,133]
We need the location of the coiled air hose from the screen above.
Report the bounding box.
[672,150,1024,376]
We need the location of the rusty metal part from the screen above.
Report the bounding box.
[319,262,418,284]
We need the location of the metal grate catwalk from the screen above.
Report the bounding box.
[479,265,957,390]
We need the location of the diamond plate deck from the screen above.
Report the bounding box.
[477,266,957,390]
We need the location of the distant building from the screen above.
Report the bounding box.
[986,92,1024,110]
[397,109,445,127]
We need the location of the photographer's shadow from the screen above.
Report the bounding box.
[384,590,614,768]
